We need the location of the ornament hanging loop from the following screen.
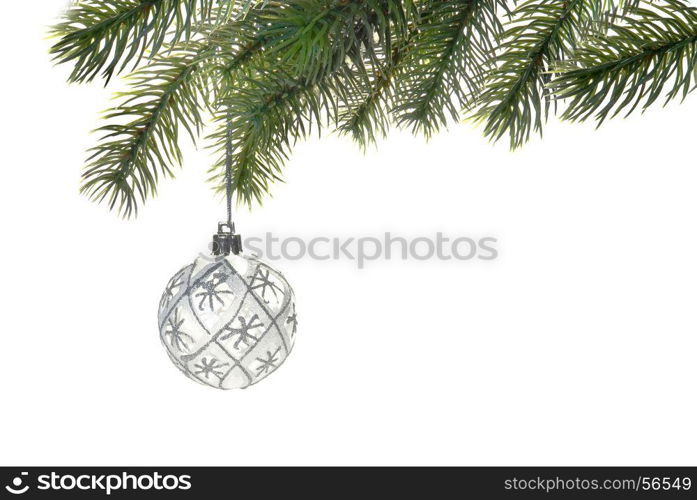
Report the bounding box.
[212,222,242,256]
[213,111,242,257]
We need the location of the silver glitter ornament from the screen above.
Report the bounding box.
[158,250,297,390]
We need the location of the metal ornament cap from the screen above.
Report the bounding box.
[158,252,298,389]
[212,222,242,256]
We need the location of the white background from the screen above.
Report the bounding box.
[0,0,695,466]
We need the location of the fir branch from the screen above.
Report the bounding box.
[206,0,415,204]
[55,0,697,218]
[50,0,218,83]
[473,0,607,149]
[332,0,423,145]
[337,40,410,146]
[208,13,268,88]
[552,0,697,124]
[393,0,505,137]
[81,43,215,218]
[257,0,415,83]
[208,67,358,206]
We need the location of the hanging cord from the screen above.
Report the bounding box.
[213,111,242,256]
[225,110,234,231]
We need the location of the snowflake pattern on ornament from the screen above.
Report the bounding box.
[158,253,297,390]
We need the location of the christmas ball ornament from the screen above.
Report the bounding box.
[158,224,297,389]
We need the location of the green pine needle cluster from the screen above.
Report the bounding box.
[473,0,607,148]
[552,0,697,124]
[394,0,505,137]
[49,0,697,217]
[81,42,215,217]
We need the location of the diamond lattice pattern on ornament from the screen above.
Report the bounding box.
[158,254,297,389]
